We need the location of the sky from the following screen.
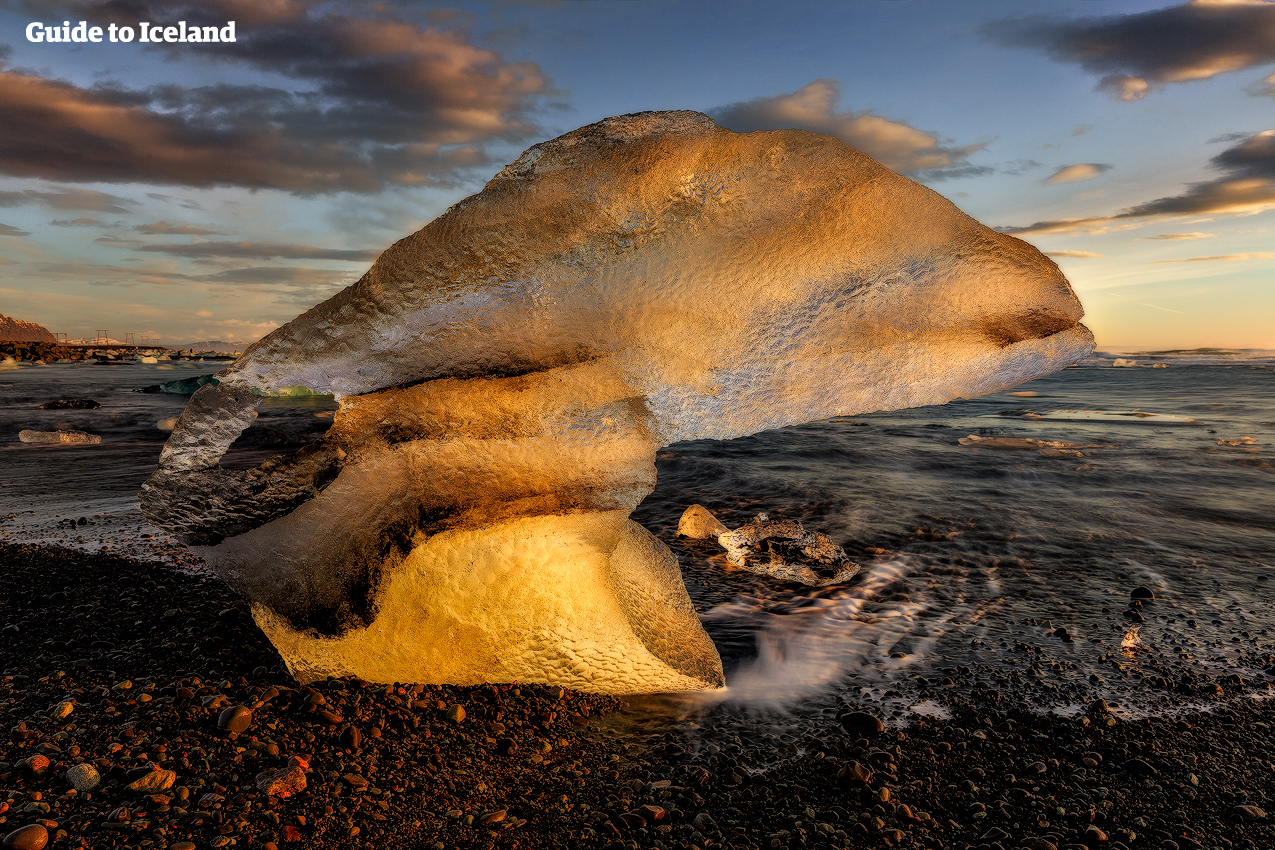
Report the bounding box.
[0,0,1272,350]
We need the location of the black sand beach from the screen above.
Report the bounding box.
[4,542,1275,850]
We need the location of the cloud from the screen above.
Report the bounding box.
[1044,163,1112,184]
[1003,159,1045,176]
[1001,130,1275,234]
[1045,250,1104,258]
[1141,232,1217,240]
[710,79,986,175]
[135,221,227,236]
[1138,302,1185,314]
[983,1,1275,101]
[96,236,379,262]
[0,188,135,212]
[0,222,30,236]
[1250,71,1275,96]
[1150,252,1275,263]
[0,256,17,264]
[0,1,551,193]
[194,310,214,318]
[196,266,356,287]
[51,218,117,227]
[146,193,204,210]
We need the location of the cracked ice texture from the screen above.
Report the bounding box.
[141,111,1093,693]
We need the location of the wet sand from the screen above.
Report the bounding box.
[3,542,1274,850]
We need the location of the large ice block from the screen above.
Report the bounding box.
[141,111,1093,693]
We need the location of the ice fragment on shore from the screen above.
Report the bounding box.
[718,514,860,586]
[677,504,729,539]
[142,110,1094,694]
[958,434,1111,457]
[19,429,101,444]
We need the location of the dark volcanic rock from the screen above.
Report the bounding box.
[838,710,885,737]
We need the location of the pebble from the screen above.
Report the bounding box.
[217,704,253,733]
[1021,839,1059,850]
[837,760,873,785]
[126,767,177,793]
[255,765,307,798]
[19,755,50,778]
[837,710,885,737]
[64,762,100,792]
[446,703,466,722]
[338,725,362,749]
[1131,586,1155,600]
[1,825,48,850]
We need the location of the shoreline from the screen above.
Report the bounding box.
[3,542,1274,850]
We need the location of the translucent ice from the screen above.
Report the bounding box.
[20,429,101,444]
[141,111,1093,693]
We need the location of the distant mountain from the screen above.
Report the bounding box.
[174,340,252,354]
[0,312,56,343]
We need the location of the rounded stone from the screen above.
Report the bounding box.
[2,824,49,850]
[445,704,466,723]
[338,726,362,749]
[19,755,50,778]
[1130,586,1155,600]
[126,768,177,793]
[218,705,253,734]
[65,762,101,792]
[837,710,885,737]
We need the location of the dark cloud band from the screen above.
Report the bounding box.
[983,1,1275,101]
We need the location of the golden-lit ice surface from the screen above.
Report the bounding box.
[141,110,1093,693]
[252,515,720,694]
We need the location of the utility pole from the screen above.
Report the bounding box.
[125,332,136,346]
[95,330,108,345]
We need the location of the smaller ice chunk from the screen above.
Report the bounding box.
[19,429,101,444]
[1112,358,1137,367]
[138,374,220,395]
[958,434,1110,457]
[718,514,859,587]
[677,504,729,539]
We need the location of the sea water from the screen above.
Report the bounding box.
[2,351,1272,718]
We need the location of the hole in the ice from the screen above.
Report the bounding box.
[219,392,339,471]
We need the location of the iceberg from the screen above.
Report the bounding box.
[141,111,1093,693]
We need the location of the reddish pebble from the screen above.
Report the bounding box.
[2,824,49,850]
